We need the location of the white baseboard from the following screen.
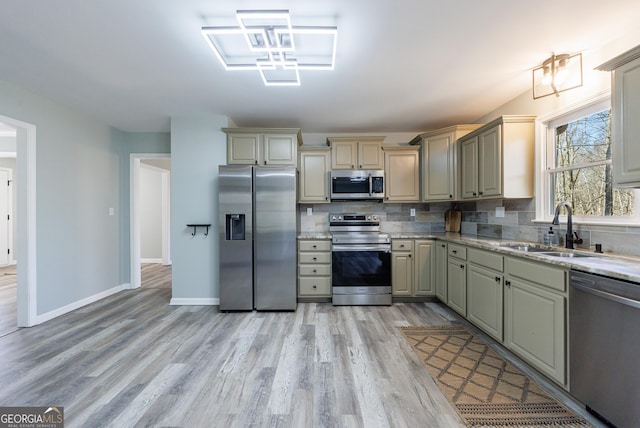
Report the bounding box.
[36,284,126,324]
[141,258,163,264]
[170,297,219,306]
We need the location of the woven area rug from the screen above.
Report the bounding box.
[400,324,591,428]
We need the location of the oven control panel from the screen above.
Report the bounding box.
[329,213,379,223]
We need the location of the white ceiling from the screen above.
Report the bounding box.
[1,0,640,133]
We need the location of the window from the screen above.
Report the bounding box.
[542,100,639,223]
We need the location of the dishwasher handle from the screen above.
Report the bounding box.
[571,281,640,310]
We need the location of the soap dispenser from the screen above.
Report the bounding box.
[545,227,558,246]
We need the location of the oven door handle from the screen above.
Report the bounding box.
[332,244,391,252]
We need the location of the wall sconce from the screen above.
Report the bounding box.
[532,52,583,99]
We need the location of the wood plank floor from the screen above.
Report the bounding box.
[141,263,172,289]
[0,286,604,428]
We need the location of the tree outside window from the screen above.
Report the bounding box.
[550,109,635,217]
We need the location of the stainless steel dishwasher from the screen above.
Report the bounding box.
[570,270,640,428]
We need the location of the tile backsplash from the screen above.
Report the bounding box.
[299,198,640,257]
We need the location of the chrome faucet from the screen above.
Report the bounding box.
[552,201,583,249]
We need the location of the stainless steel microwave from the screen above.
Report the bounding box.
[330,170,385,200]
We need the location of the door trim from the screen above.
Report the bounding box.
[0,114,37,327]
[130,153,170,289]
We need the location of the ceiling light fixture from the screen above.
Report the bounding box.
[201,10,338,86]
[532,52,583,99]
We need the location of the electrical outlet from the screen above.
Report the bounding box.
[495,207,505,218]
[307,207,312,216]
[410,208,416,217]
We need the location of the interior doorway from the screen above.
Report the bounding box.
[130,154,171,289]
[0,114,36,329]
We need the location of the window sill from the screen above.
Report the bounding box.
[533,218,640,227]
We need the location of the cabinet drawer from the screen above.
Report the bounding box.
[468,248,503,272]
[506,257,566,292]
[299,277,331,295]
[298,252,331,264]
[448,244,467,260]
[299,240,331,252]
[392,240,413,252]
[299,264,331,276]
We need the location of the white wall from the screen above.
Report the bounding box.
[140,164,163,261]
[170,116,228,304]
[0,79,123,317]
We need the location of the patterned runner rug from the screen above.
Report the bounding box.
[400,324,591,428]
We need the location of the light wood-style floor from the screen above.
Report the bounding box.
[0,283,604,427]
[141,263,172,289]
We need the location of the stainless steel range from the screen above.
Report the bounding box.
[330,213,392,305]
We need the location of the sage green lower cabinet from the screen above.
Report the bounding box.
[414,240,435,296]
[391,240,413,296]
[435,242,448,302]
[504,256,567,385]
[298,239,332,299]
[466,248,504,342]
[447,244,467,316]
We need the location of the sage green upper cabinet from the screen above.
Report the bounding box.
[459,116,536,200]
[298,147,330,203]
[409,125,482,202]
[383,146,420,202]
[328,137,385,170]
[223,128,302,166]
[598,45,640,187]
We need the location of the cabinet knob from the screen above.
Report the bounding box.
[441,244,446,248]
[312,285,317,289]
[472,192,477,196]
[449,194,453,198]
[408,254,412,258]
[312,245,317,248]
[478,191,483,195]
[313,269,317,273]
[351,165,355,169]
[312,257,317,260]
[452,250,457,254]
[400,244,405,248]
[325,197,328,200]
[495,276,501,282]
[460,264,465,269]
[505,280,511,287]
[254,160,258,165]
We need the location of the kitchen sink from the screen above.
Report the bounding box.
[499,244,551,252]
[537,251,597,258]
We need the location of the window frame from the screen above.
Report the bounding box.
[536,96,640,225]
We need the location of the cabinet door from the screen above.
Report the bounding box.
[392,252,413,296]
[435,242,448,302]
[467,263,503,341]
[504,277,566,384]
[331,141,357,169]
[423,133,455,201]
[447,258,466,316]
[460,136,478,199]
[385,150,420,202]
[358,140,384,169]
[227,134,260,164]
[478,125,502,197]
[612,58,640,186]
[263,134,296,165]
[414,240,434,295]
[299,150,330,202]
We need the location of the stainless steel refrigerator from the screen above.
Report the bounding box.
[218,165,297,311]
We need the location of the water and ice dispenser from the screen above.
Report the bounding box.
[225,214,245,240]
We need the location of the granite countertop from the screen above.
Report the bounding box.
[298,232,640,283]
[423,232,640,284]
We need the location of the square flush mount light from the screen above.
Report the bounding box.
[532,52,583,99]
[201,10,338,86]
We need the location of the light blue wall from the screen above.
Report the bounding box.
[170,116,227,302]
[0,79,123,315]
[140,165,163,260]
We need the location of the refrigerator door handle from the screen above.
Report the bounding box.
[368,173,372,196]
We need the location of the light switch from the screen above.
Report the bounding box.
[307,207,312,216]
[495,207,505,218]
[109,207,115,216]
[410,208,416,217]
